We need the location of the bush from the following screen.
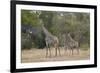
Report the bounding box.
[21,33,33,50]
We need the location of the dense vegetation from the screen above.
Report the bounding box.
[21,10,90,50]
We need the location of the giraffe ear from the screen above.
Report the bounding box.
[68,33,70,36]
[30,31,32,34]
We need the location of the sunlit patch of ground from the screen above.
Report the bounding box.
[21,47,90,63]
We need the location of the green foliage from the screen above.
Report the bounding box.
[21,33,33,49]
[32,32,45,49]
[21,10,90,50]
[80,44,90,50]
[21,10,41,27]
[39,11,55,30]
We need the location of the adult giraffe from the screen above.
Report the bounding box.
[42,26,61,57]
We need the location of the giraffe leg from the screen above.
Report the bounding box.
[77,48,80,55]
[69,49,71,56]
[58,47,61,56]
[70,48,73,55]
[72,49,74,55]
[65,46,68,55]
[46,47,48,58]
[68,47,71,56]
[49,48,51,58]
[55,47,57,57]
[48,46,51,58]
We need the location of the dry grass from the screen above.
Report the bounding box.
[21,47,90,63]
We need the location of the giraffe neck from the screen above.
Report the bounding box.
[42,26,54,38]
[68,34,75,42]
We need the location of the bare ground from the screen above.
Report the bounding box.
[21,48,90,63]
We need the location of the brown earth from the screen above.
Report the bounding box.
[21,48,90,63]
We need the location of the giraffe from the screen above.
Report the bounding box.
[64,33,79,55]
[42,26,60,57]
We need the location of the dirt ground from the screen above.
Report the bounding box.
[21,48,90,63]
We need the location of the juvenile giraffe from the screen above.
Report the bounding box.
[64,33,79,55]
